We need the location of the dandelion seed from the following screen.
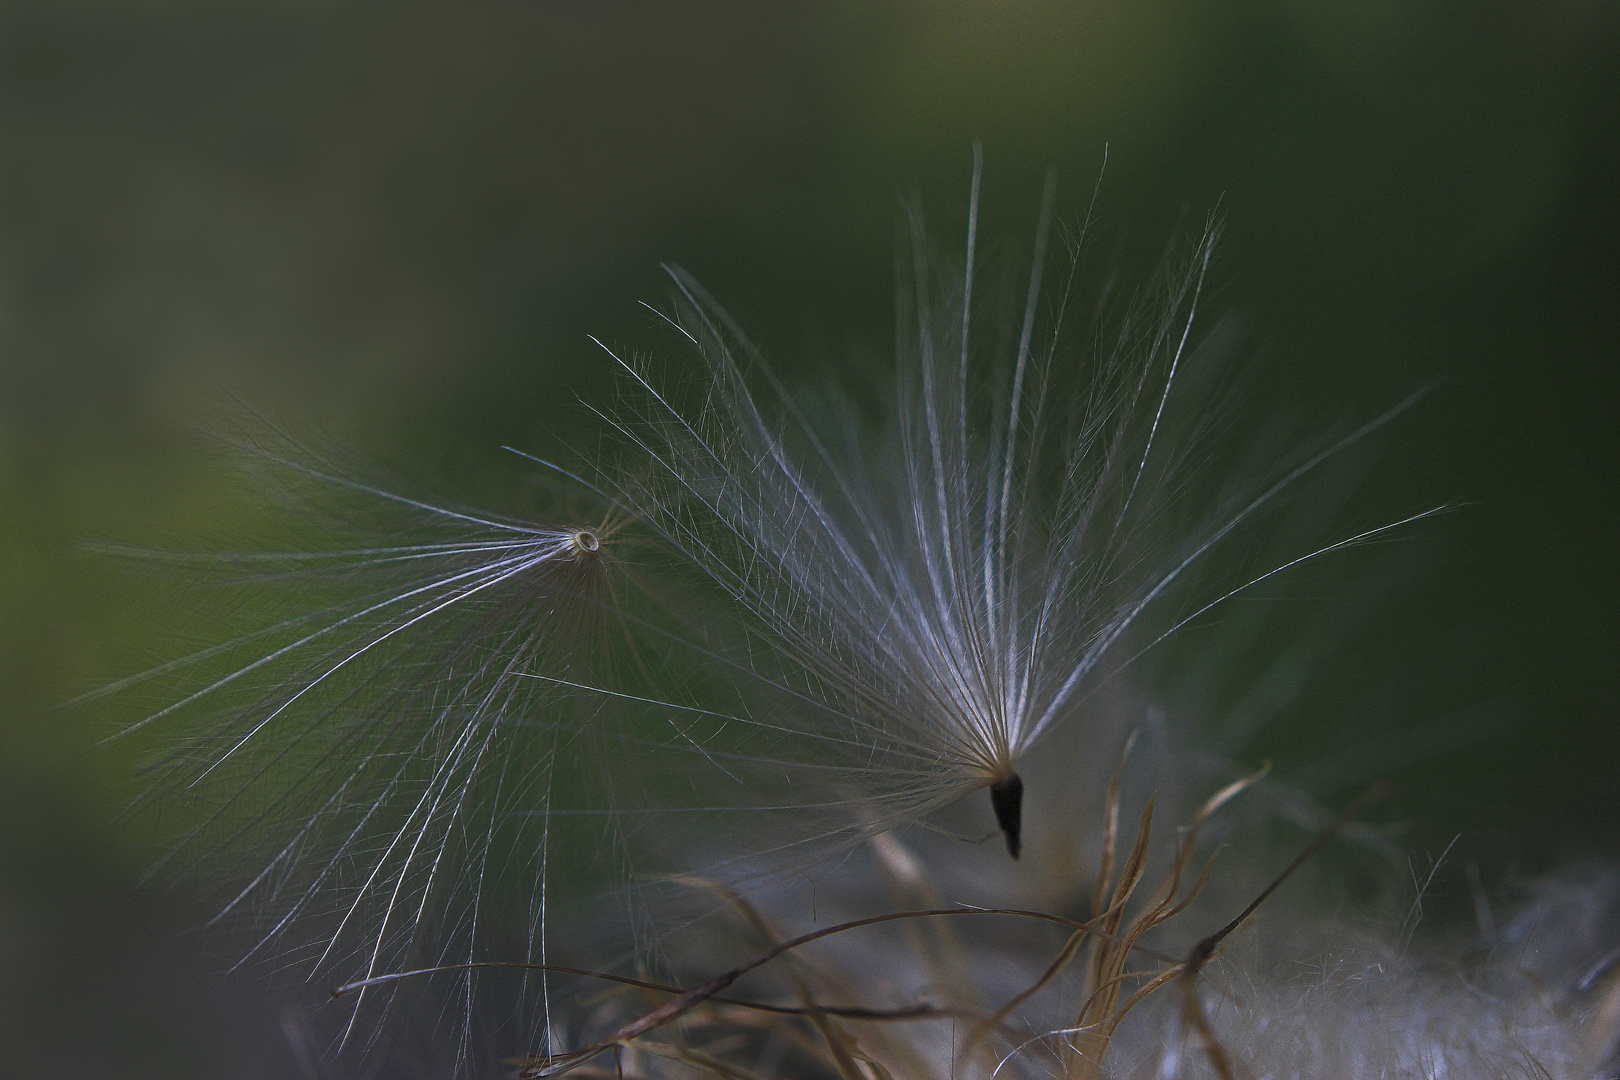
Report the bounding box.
[82,424,656,1053]
[590,151,1438,888]
[90,154,1454,1073]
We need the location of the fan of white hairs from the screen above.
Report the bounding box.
[568,151,1435,871]
[86,148,1460,1074]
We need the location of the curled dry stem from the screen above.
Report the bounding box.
[1061,764,1270,1079]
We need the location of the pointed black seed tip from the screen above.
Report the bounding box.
[989,772,1024,860]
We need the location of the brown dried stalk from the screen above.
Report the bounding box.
[1062,765,1269,1079]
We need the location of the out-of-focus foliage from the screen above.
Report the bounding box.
[1,2,1615,1076]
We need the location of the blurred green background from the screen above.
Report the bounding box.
[2,2,1615,1075]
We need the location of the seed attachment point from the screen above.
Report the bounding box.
[569,529,601,557]
[989,772,1025,859]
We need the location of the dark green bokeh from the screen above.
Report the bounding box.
[2,2,1615,1075]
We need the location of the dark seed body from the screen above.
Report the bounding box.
[989,773,1024,859]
